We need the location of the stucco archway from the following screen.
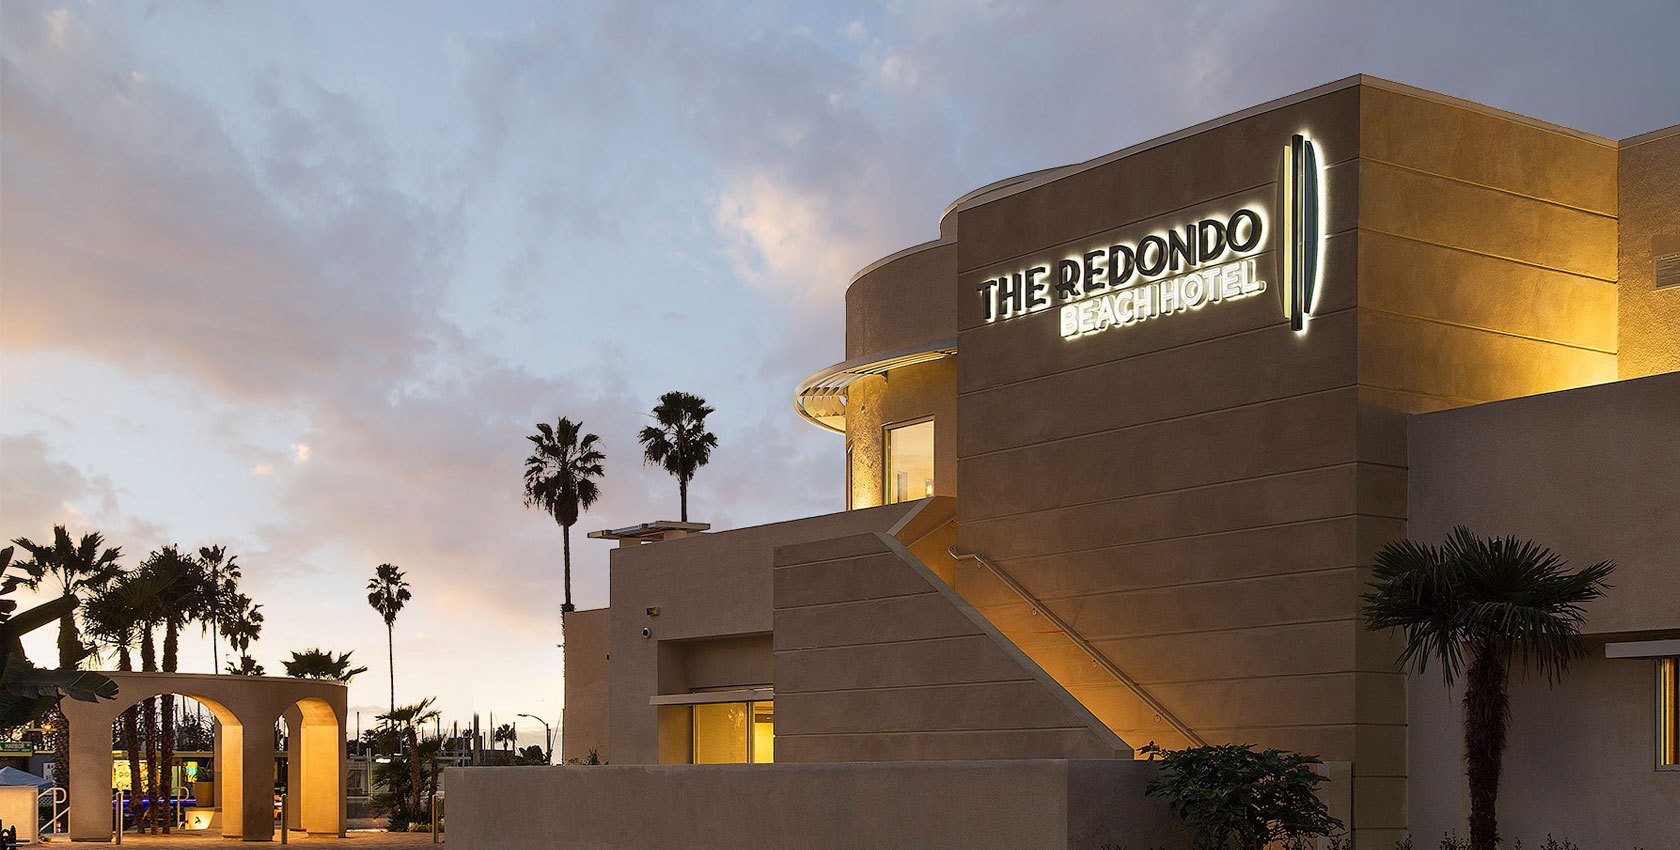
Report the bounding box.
[59,671,347,842]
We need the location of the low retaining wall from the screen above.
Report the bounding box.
[447,759,1190,850]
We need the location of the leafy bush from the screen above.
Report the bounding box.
[1139,743,1342,850]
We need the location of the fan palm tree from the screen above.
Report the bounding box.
[638,391,718,523]
[8,526,122,790]
[142,546,209,834]
[523,417,605,613]
[196,545,242,673]
[10,525,123,667]
[494,722,516,753]
[283,648,368,681]
[85,567,162,829]
[366,564,411,713]
[1360,527,1614,850]
[221,592,264,658]
[379,697,441,824]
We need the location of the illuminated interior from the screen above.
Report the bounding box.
[691,700,774,764]
[884,418,934,504]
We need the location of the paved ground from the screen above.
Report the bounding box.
[43,830,442,846]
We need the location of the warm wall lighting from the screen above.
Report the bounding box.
[1660,658,1679,768]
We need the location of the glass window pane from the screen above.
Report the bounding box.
[1661,658,1678,768]
[750,701,774,764]
[885,419,934,504]
[692,702,748,764]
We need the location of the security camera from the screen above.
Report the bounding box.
[641,627,651,638]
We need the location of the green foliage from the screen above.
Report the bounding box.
[565,746,604,765]
[1138,742,1342,850]
[224,654,264,675]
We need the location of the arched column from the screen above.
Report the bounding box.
[64,697,119,841]
[283,704,303,832]
[293,698,346,837]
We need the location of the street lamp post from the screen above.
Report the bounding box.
[516,714,553,763]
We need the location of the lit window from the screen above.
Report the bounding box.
[691,700,774,764]
[885,418,934,503]
[1661,658,1678,769]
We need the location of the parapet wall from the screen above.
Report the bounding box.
[447,759,1191,850]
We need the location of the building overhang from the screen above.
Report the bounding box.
[792,337,957,434]
[587,521,710,545]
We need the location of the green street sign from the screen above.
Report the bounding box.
[0,742,34,755]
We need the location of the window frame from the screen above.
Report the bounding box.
[882,415,935,505]
[1659,657,1678,771]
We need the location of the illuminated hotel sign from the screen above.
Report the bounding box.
[975,134,1323,339]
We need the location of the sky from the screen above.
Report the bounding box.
[3,0,1678,749]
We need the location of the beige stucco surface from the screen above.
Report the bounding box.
[447,759,1192,850]
[560,607,609,763]
[843,358,957,509]
[1618,128,1680,379]
[59,671,346,842]
[605,503,919,765]
[772,531,1128,761]
[845,240,956,361]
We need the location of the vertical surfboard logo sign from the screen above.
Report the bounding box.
[1280,133,1323,332]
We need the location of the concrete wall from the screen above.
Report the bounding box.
[561,607,610,763]
[772,532,1129,762]
[1408,371,1680,634]
[448,759,1192,850]
[1617,127,1680,379]
[846,240,956,361]
[606,503,920,764]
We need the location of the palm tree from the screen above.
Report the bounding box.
[638,391,718,523]
[494,722,516,753]
[10,525,123,667]
[85,568,159,830]
[221,592,264,658]
[366,564,411,713]
[283,648,368,681]
[143,546,208,834]
[379,697,441,824]
[1360,527,1614,850]
[196,545,242,673]
[224,655,264,676]
[523,418,605,613]
[9,526,122,791]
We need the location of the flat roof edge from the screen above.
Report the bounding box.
[847,236,953,287]
[942,74,1624,221]
[1620,123,1680,149]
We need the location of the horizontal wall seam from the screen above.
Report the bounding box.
[1359,306,1618,356]
[955,563,1362,605]
[962,512,1373,562]
[959,460,1365,525]
[990,615,1361,643]
[1354,382,1487,407]
[1360,156,1617,219]
[958,385,1356,461]
[773,726,1093,738]
[1357,226,1617,283]
[773,679,1038,697]
[1067,670,1367,688]
[954,161,1360,276]
[772,590,936,612]
[772,634,978,655]
[957,298,1357,397]
[987,515,1352,566]
[770,551,902,571]
[774,633,992,653]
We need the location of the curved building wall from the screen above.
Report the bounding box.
[843,240,959,508]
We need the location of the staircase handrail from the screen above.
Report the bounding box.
[948,544,1206,747]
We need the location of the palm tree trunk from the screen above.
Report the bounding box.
[407,727,423,825]
[162,622,179,833]
[388,623,396,715]
[561,525,574,613]
[141,630,158,833]
[1463,642,1509,850]
[679,476,688,522]
[118,644,138,836]
[57,610,81,668]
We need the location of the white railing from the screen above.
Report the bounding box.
[38,786,66,836]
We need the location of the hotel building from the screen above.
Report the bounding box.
[456,76,1679,849]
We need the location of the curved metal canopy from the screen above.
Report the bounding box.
[792,337,957,434]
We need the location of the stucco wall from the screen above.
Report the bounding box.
[1617,127,1680,379]
[772,532,1128,762]
[606,504,919,764]
[845,240,956,361]
[561,607,610,763]
[1407,371,1680,634]
[447,759,1192,850]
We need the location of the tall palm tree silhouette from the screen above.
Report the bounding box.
[638,391,718,523]
[367,563,411,713]
[523,418,605,613]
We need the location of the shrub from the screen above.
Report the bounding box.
[1139,743,1342,850]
